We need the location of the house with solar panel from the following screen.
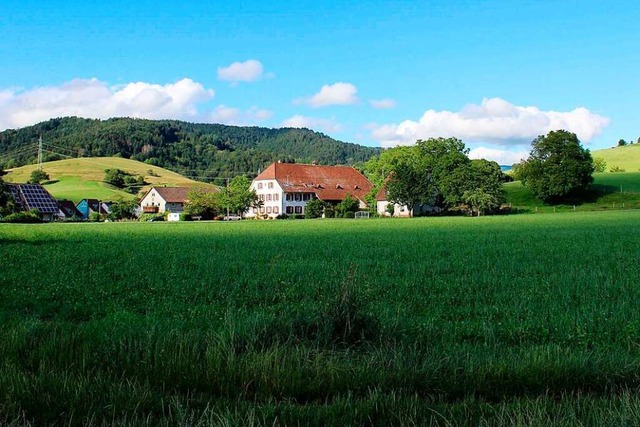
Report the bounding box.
[245,162,373,219]
[7,183,60,221]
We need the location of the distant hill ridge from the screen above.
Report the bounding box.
[0,117,380,181]
[591,144,640,172]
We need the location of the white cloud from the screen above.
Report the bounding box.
[217,59,265,83]
[209,105,273,126]
[0,78,214,130]
[372,97,610,147]
[297,82,358,107]
[468,147,529,165]
[369,98,396,109]
[280,115,342,133]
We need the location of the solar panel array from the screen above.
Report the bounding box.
[9,184,60,214]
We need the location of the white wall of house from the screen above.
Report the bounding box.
[247,179,284,218]
[140,190,166,212]
[377,200,411,217]
[140,191,184,213]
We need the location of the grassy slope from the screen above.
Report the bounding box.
[4,157,214,202]
[2,212,640,425]
[505,172,640,212]
[591,144,640,172]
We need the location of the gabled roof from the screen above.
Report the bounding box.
[141,186,190,203]
[8,183,59,214]
[77,199,110,215]
[57,200,82,218]
[254,162,373,201]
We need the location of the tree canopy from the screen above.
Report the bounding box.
[183,187,220,219]
[518,130,594,202]
[364,137,505,216]
[218,176,257,216]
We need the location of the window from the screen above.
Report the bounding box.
[259,207,265,214]
[294,206,303,214]
[274,193,279,201]
[266,206,272,214]
[258,183,263,189]
[273,206,279,214]
[295,193,302,202]
[258,194,265,201]
[268,182,274,189]
[286,194,292,201]
[266,194,272,201]
[286,206,294,214]
[303,193,311,201]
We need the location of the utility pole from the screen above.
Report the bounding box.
[37,135,43,170]
[226,177,230,218]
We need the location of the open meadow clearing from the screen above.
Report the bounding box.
[2,212,640,425]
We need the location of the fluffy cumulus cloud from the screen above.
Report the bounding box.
[217,59,265,83]
[297,82,358,107]
[208,105,272,126]
[0,78,214,130]
[369,98,396,109]
[468,147,530,166]
[280,115,342,133]
[372,97,610,148]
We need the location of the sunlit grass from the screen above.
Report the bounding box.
[2,212,640,424]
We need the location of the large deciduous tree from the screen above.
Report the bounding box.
[519,130,594,202]
[218,176,257,216]
[0,168,15,215]
[184,187,220,219]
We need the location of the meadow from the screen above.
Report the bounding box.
[2,212,640,425]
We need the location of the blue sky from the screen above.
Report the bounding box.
[1,0,638,164]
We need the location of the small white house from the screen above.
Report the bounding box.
[139,187,190,214]
[246,162,373,218]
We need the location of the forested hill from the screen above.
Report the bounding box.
[0,117,380,181]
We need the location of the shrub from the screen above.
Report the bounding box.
[180,213,192,221]
[1,211,42,223]
[88,212,103,222]
[610,166,626,173]
[275,213,288,220]
[344,212,355,219]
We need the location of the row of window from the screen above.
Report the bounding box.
[257,193,279,202]
[257,182,274,189]
[286,193,314,202]
[286,206,304,214]
[256,206,280,214]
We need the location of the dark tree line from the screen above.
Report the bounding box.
[0,117,380,181]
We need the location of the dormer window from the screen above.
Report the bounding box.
[336,184,343,189]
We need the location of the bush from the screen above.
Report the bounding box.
[88,212,103,222]
[344,212,355,219]
[324,206,335,218]
[180,213,192,221]
[275,213,288,220]
[1,211,42,223]
[610,166,626,173]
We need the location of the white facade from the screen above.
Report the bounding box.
[139,190,185,213]
[246,179,314,218]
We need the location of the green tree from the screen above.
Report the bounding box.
[335,194,360,217]
[108,198,139,220]
[618,138,627,147]
[104,168,126,188]
[416,137,471,208]
[466,159,506,210]
[29,169,50,184]
[519,130,594,202]
[184,187,220,219]
[0,168,16,216]
[463,189,500,216]
[218,176,257,216]
[593,157,607,173]
[305,198,326,218]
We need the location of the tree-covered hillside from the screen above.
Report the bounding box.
[0,117,379,182]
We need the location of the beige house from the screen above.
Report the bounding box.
[139,187,190,215]
[246,162,373,218]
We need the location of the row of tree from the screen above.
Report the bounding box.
[364,137,506,216]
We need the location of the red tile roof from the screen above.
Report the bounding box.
[255,162,373,201]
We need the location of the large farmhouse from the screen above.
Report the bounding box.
[247,162,373,218]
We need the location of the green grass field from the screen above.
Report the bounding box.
[2,212,640,425]
[4,157,213,202]
[592,144,640,172]
[505,172,640,213]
